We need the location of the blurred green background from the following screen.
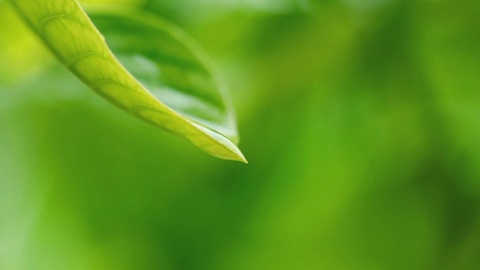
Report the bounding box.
[1,0,480,269]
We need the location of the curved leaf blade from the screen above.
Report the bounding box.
[9,0,246,163]
[88,10,239,144]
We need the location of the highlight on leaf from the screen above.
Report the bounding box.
[9,0,246,163]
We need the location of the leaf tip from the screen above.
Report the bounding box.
[212,140,248,164]
[235,151,248,164]
[190,123,247,163]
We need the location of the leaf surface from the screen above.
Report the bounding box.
[9,0,246,162]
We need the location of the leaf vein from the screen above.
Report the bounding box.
[66,51,110,68]
[38,13,92,36]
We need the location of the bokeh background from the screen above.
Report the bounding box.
[1,0,480,269]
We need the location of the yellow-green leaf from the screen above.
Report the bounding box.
[9,0,246,163]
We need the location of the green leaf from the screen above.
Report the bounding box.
[9,0,247,163]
